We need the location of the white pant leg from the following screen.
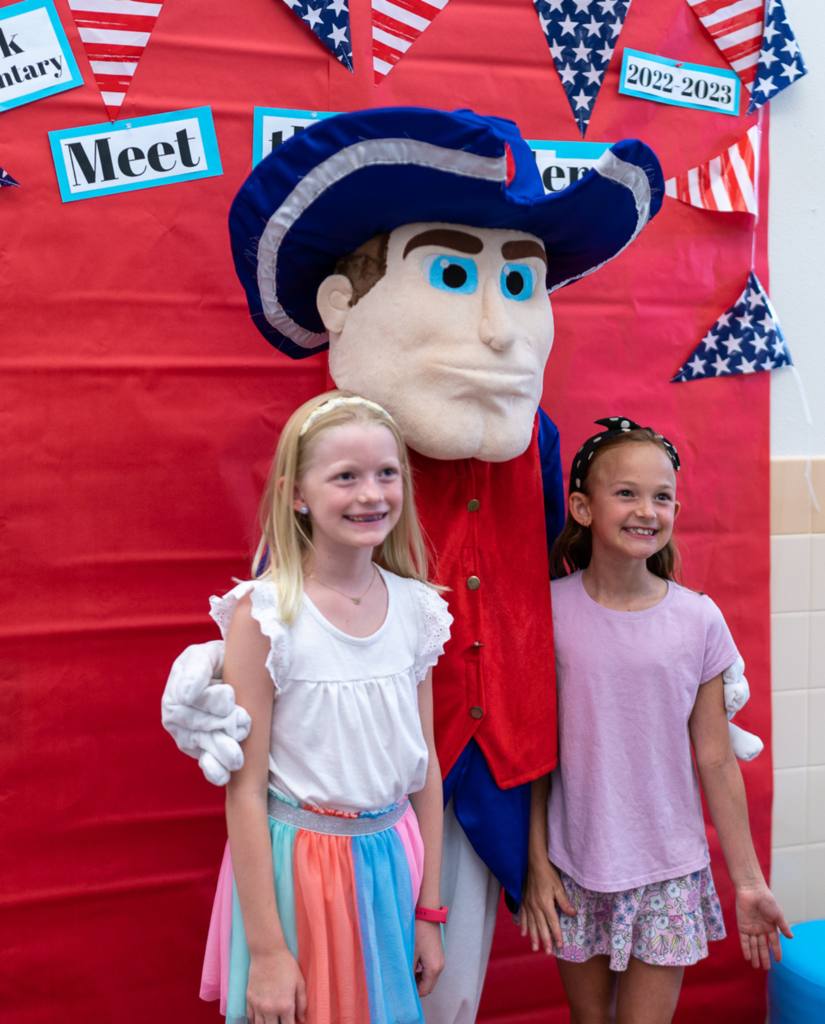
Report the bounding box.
[420,799,501,1024]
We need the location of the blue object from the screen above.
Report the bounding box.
[427,254,478,294]
[768,919,825,1024]
[228,106,664,359]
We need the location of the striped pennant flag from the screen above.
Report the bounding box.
[685,0,763,94]
[67,0,163,120]
[372,0,450,84]
[1,166,21,187]
[665,125,758,214]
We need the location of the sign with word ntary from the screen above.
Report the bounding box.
[0,0,83,113]
[253,106,339,166]
[49,106,222,202]
[619,48,740,116]
[529,140,611,195]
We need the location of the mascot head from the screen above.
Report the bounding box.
[230,107,663,461]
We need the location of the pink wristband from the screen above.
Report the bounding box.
[415,905,448,924]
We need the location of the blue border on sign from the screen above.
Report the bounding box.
[48,106,223,202]
[619,48,740,116]
[252,107,338,166]
[528,141,611,158]
[0,0,83,113]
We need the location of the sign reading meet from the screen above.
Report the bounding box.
[0,0,83,113]
[49,107,223,202]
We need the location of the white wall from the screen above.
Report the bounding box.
[769,0,825,457]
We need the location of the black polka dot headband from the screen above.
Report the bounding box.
[569,417,681,495]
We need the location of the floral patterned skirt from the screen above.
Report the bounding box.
[554,866,726,971]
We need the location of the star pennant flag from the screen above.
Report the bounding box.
[1,166,21,187]
[281,0,353,72]
[532,0,632,137]
[685,0,763,96]
[68,0,164,120]
[672,272,791,382]
[372,0,449,84]
[747,0,807,113]
[665,125,758,214]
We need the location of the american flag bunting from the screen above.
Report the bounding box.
[532,0,632,137]
[672,271,791,382]
[282,0,354,72]
[1,166,21,187]
[747,0,807,113]
[665,125,758,214]
[371,0,449,84]
[67,0,164,121]
[685,0,763,96]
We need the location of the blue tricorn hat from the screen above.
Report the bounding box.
[229,106,664,360]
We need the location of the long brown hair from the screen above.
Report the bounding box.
[550,429,681,581]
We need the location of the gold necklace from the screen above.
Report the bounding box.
[308,565,377,606]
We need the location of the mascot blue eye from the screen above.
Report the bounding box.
[424,255,478,294]
[500,263,536,301]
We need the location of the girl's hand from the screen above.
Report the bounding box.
[246,948,307,1024]
[519,858,576,954]
[735,884,793,970]
[414,919,445,996]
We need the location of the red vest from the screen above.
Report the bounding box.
[410,417,558,790]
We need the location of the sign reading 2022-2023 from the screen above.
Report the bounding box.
[619,49,740,116]
[49,107,223,202]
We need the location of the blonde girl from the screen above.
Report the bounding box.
[199,391,451,1024]
[519,417,791,1024]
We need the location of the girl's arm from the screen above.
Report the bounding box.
[690,673,793,970]
[224,595,307,1024]
[519,774,576,953]
[408,669,445,996]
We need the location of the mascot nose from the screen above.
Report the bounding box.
[479,278,517,351]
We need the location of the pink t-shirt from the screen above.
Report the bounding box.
[547,570,740,892]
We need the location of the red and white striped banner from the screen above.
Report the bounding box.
[685,0,764,94]
[68,0,163,120]
[372,0,450,84]
[665,125,759,213]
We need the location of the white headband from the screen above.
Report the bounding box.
[298,396,393,437]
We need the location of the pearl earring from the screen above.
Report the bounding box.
[300,506,309,515]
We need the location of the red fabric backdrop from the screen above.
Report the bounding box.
[0,0,772,1021]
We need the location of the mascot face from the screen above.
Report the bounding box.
[317,222,554,462]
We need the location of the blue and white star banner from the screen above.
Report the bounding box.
[672,271,791,382]
[532,0,631,137]
[280,0,353,72]
[1,165,21,186]
[747,0,807,114]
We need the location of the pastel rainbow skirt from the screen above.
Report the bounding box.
[201,792,426,1024]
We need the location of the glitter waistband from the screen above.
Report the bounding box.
[267,792,410,836]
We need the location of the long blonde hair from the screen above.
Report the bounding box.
[252,390,435,624]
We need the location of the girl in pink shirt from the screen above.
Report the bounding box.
[520,418,791,1024]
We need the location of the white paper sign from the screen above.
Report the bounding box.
[253,107,338,166]
[619,48,740,116]
[0,0,83,113]
[49,107,223,202]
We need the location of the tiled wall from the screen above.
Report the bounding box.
[770,456,825,924]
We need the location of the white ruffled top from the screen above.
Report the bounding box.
[209,566,452,814]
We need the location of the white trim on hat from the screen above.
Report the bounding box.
[548,149,652,295]
[256,138,508,349]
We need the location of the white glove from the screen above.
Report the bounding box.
[161,640,251,785]
[722,656,749,718]
[721,656,762,761]
[728,721,764,762]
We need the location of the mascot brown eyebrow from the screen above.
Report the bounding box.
[162,106,665,1024]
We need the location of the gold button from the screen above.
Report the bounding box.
[467,499,480,512]
[470,706,484,720]
[467,575,481,590]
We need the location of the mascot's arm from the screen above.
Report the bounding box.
[161,639,250,785]
[723,656,764,762]
[538,408,565,557]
